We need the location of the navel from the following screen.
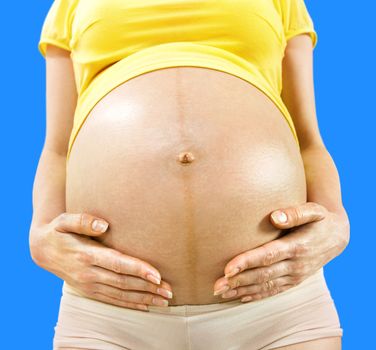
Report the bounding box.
[177,151,195,165]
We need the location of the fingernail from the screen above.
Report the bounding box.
[225,267,241,278]
[92,219,108,232]
[146,273,161,285]
[152,297,169,306]
[241,296,253,302]
[271,211,287,224]
[157,288,173,299]
[213,285,230,296]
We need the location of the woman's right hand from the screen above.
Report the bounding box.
[29,212,173,311]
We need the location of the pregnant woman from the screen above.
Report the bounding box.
[30,0,350,349]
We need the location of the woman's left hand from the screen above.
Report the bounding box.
[213,202,350,302]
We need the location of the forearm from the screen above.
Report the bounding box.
[30,148,66,230]
[300,144,348,220]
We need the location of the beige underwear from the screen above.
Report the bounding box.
[53,267,342,349]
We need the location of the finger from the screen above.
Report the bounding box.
[270,202,327,229]
[92,283,169,307]
[221,276,292,299]
[240,284,294,303]
[92,266,173,299]
[88,291,149,311]
[222,261,290,291]
[223,239,293,279]
[90,246,163,285]
[54,212,109,236]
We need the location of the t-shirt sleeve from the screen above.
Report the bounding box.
[38,0,76,58]
[280,0,318,48]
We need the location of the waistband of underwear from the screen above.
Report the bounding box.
[62,266,325,317]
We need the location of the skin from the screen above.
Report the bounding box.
[212,35,349,349]
[29,45,174,311]
[65,64,307,306]
[213,34,350,297]
[29,34,349,349]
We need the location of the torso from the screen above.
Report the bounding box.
[66,67,307,305]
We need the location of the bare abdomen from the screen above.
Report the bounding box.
[66,67,306,305]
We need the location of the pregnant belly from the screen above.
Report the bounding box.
[66,67,307,305]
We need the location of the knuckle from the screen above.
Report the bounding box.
[77,270,96,283]
[72,270,85,283]
[80,283,96,296]
[258,268,272,284]
[133,260,145,278]
[293,260,306,274]
[301,264,309,275]
[270,285,280,295]
[111,257,122,273]
[256,270,264,284]
[76,250,93,265]
[58,212,69,224]
[311,201,326,214]
[113,250,129,272]
[288,208,297,222]
[293,242,309,257]
[294,206,304,220]
[79,213,91,229]
[233,278,241,288]
[284,242,295,259]
[115,275,128,289]
[286,260,295,274]
[263,279,274,291]
[117,289,128,300]
[262,249,278,266]
[310,201,320,212]
[55,212,69,229]
[290,274,302,285]
[118,276,130,289]
[109,286,123,300]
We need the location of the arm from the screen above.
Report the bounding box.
[213,5,350,300]
[281,34,350,234]
[30,44,76,237]
[29,45,172,310]
[212,34,351,299]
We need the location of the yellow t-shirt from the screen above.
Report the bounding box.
[38,0,317,161]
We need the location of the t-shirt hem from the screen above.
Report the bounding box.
[38,37,71,58]
[66,43,300,161]
[285,27,318,49]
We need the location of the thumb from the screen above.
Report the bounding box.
[270,202,327,229]
[53,212,109,237]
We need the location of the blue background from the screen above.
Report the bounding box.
[1,0,374,348]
